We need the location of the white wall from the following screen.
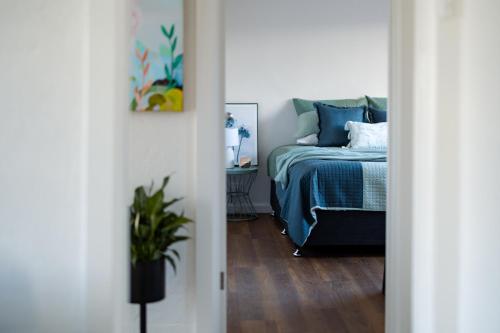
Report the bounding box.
[0,1,88,331]
[389,0,500,332]
[0,0,130,331]
[86,0,129,331]
[458,0,500,331]
[126,117,196,333]
[124,0,196,331]
[126,0,226,332]
[0,0,226,332]
[226,0,390,209]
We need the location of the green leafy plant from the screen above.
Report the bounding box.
[130,176,192,272]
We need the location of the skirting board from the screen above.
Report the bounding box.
[253,202,273,214]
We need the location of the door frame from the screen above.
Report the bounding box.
[197,0,432,332]
[194,0,227,332]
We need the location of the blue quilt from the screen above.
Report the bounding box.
[272,147,387,246]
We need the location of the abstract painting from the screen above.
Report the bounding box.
[130,0,184,112]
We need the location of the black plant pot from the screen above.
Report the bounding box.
[130,259,166,304]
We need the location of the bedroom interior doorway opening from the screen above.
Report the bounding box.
[224,1,390,332]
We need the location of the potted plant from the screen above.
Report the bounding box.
[130,175,192,333]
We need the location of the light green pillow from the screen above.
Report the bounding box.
[294,111,319,139]
[292,97,368,116]
[366,96,387,110]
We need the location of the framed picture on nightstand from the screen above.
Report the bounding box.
[225,103,259,166]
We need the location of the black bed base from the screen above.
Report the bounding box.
[270,180,386,248]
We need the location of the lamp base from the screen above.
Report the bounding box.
[225,147,235,168]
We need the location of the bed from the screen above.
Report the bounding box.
[268,145,387,253]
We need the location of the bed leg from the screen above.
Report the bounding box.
[293,248,302,257]
[281,228,287,235]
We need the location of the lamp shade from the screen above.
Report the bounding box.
[225,128,240,147]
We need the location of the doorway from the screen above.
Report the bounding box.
[224,0,390,332]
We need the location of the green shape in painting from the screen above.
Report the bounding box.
[147,93,167,111]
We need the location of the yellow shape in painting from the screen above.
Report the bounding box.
[161,88,183,112]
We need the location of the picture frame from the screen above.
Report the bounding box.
[130,0,184,112]
[225,103,259,166]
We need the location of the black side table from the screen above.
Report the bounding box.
[226,166,258,221]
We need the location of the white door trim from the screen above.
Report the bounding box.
[387,0,443,332]
[195,0,226,332]
[386,1,416,331]
[198,0,434,332]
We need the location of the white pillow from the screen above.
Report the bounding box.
[296,133,318,145]
[344,121,387,149]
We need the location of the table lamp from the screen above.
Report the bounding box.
[225,128,240,168]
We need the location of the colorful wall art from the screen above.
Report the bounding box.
[130,0,184,112]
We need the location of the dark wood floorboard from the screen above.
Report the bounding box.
[227,214,385,333]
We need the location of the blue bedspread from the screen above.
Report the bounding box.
[272,148,387,246]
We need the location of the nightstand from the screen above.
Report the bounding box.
[226,166,258,221]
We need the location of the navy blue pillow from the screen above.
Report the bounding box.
[368,106,387,123]
[314,102,368,147]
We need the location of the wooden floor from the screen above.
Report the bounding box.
[227,215,385,333]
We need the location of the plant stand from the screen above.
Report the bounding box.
[131,259,166,333]
[140,303,147,333]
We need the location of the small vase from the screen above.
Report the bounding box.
[225,146,235,168]
[130,259,165,304]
